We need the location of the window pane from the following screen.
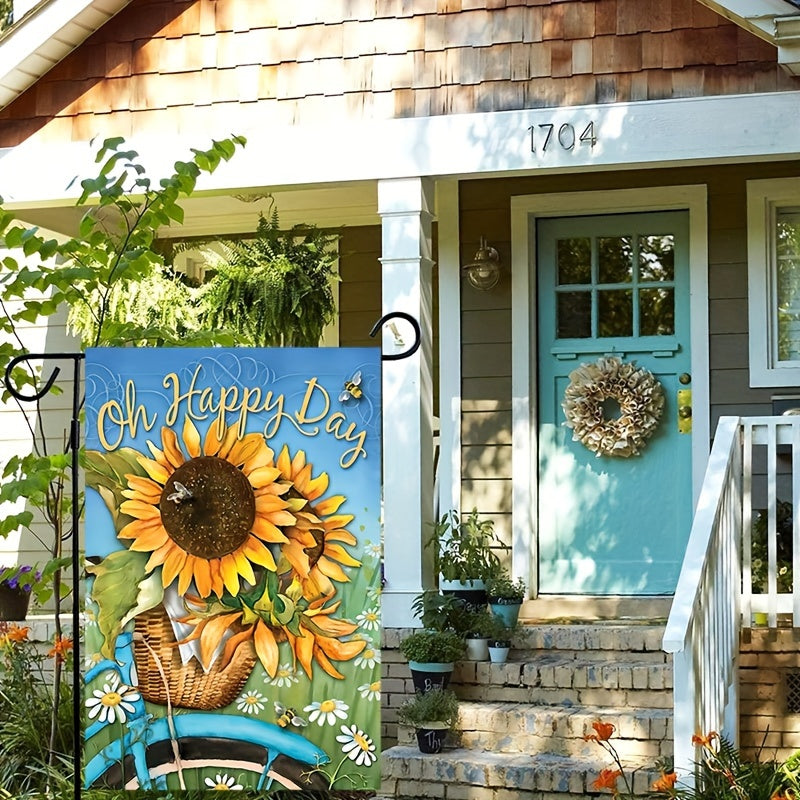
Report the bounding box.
[557,291,591,338]
[639,235,675,281]
[640,288,675,335]
[557,238,591,284]
[777,211,800,361]
[598,290,632,337]
[598,236,632,283]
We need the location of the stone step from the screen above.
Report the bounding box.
[397,701,672,760]
[381,746,663,799]
[450,655,673,708]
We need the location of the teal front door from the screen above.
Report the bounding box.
[536,211,692,595]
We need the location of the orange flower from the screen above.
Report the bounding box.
[591,768,622,792]
[652,771,678,792]
[692,731,718,748]
[584,720,615,742]
[5,624,30,643]
[49,635,73,662]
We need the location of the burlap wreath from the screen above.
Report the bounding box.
[562,356,665,457]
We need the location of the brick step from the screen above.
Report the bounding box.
[380,746,663,799]
[397,701,672,760]
[450,656,673,708]
[512,623,668,659]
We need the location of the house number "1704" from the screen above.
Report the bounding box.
[528,121,597,154]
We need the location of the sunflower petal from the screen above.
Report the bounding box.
[321,514,355,530]
[276,445,293,479]
[281,540,311,578]
[312,643,345,680]
[123,474,164,500]
[144,540,175,573]
[247,466,282,489]
[322,529,358,546]
[251,514,289,544]
[193,558,213,598]
[316,557,351,583]
[160,427,185,468]
[209,559,224,598]
[227,434,265,468]
[315,635,366,662]
[254,622,280,677]
[136,456,171,485]
[313,495,346,516]
[242,536,278,571]
[161,546,188,587]
[220,623,253,668]
[182,417,201,459]
[324,544,362,568]
[178,556,196,596]
[303,473,329,500]
[311,615,359,637]
[308,568,335,597]
[128,526,169,552]
[145,441,169,468]
[120,498,162,520]
[219,554,240,596]
[233,550,257,586]
[295,629,315,679]
[199,612,242,669]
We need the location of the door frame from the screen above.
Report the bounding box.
[509,185,709,598]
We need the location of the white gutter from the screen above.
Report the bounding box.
[696,0,800,75]
[0,0,133,111]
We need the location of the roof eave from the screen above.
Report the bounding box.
[695,0,800,75]
[0,0,133,112]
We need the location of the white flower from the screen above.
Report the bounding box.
[336,724,377,766]
[85,681,141,725]
[267,662,299,688]
[104,671,120,689]
[358,680,381,701]
[364,540,383,558]
[356,607,380,631]
[304,698,349,726]
[83,652,103,669]
[354,646,380,669]
[236,690,266,715]
[366,584,382,602]
[204,773,243,790]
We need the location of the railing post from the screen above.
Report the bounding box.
[672,642,696,788]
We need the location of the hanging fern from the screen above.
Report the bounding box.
[200,210,339,347]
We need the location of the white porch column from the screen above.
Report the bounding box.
[378,177,435,628]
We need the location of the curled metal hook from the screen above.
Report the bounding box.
[369,311,421,361]
[4,352,83,402]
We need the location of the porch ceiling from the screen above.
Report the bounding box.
[0,0,134,111]
[12,182,381,238]
[695,0,800,75]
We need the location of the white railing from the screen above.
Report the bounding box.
[662,415,800,779]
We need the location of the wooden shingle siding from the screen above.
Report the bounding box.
[1,0,795,146]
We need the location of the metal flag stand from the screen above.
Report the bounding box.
[4,351,84,800]
[0,311,419,799]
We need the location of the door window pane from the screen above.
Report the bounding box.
[557,291,591,338]
[640,288,675,335]
[598,290,632,337]
[557,238,591,285]
[598,236,632,283]
[639,235,675,281]
[777,211,800,362]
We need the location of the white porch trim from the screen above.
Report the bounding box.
[510,185,709,596]
[435,180,462,520]
[2,92,800,209]
[378,177,436,628]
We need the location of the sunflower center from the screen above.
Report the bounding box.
[161,456,255,559]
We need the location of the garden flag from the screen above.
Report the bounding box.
[83,348,382,792]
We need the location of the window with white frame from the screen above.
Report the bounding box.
[747,178,800,387]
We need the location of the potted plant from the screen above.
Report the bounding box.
[400,629,465,693]
[486,617,518,664]
[0,565,41,621]
[428,508,508,608]
[486,572,527,628]
[397,688,459,754]
[461,607,496,661]
[410,590,465,633]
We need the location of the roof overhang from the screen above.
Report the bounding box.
[696,0,800,75]
[0,0,133,111]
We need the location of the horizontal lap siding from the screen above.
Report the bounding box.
[458,161,800,536]
[1,0,795,145]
